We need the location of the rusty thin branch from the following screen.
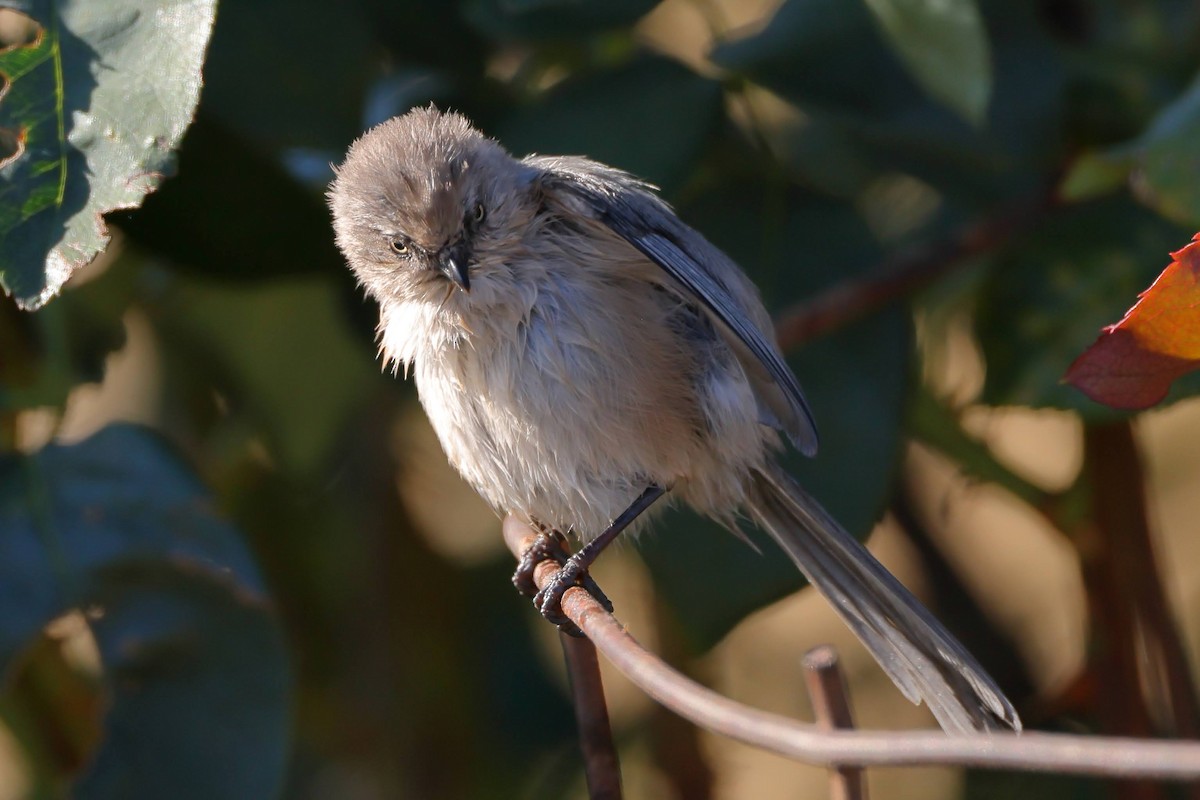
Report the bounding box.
[559,618,623,799]
[532,535,624,800]
[503,516,1200,780]
[803,646,867,800]
[1086,421,1200,741]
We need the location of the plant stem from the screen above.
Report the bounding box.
[1080,420,1200,800]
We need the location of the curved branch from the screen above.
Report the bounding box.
[502,516,1200,780]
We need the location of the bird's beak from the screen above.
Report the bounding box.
[436,241,471,292]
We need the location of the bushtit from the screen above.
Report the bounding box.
[328,107,1020,734]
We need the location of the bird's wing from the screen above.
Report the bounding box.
[530,155,818,456]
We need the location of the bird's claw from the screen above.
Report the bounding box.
[514,529,613,638]
[512,527,571,597]
[533,557,612,638]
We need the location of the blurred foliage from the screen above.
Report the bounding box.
[2,0,1200,797]
[0,425,289,799]
[861,0,993,125]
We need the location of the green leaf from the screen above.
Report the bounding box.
[496,55,722,193]
[1126,72,1200,226]
[714,1,1066,204]
[199,0,375,153]
[637,184,909,648]
[1060,150,1134,202]
[860,0,993,125]
[0,0,216,309]
[148,275,382,476]
[714,0,910,117]
[0,424,290,799]
[461,0,660,39]
[1056,67,1200,225]
[976,195,1193,414]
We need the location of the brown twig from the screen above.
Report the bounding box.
[1080,421,1200,800]
[774,192,1056,349]
[559,623,624,799]
[505,518,623,799]
[502,515,1200,780]
[803,646,867,800]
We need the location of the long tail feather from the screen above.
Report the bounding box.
[746,464,1021,734]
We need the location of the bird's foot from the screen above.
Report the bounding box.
[512,526,612,637]
[512,525,570,597]
[533,553,613,638]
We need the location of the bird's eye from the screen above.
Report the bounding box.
[390,239,409,255]
[473,204,486,223]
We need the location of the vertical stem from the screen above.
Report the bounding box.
[560,633,624,800]
[803,646,868,800]
[504,517,624,800]
[1081,420,1200,800]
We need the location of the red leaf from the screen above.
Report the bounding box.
[1066,232,1200,409]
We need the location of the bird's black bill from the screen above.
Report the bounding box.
[437,242,471,291]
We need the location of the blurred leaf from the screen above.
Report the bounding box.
[638,184,909,648]
[362,0,489,77]
[976,195,1192,414]
[199,0,375,152]
[768,110,883,199]
[715,0,1064,204]
[1060,150,1133,202]
[0,424,290,799]
[148,275,381,475]
[497,55,722,192]
[461,0,660,39]
[0,0,215,309]
[1065,232,1200,409]
[936,1,1065,189]
[78,564,289,800]
[0,253,130,413]
[1050,8,1200,209]
[861,0,993,125]
[1126,72,1200,226]
[963,768,1105,800]
[714,0,912,117]
[113,114,346,281]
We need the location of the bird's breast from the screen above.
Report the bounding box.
[410,268,715,537]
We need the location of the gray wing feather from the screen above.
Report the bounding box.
[530,156,819,456]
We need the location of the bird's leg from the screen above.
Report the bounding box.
[534,484,666,636]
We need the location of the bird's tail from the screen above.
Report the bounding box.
[745,463,1021,734]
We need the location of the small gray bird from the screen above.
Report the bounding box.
[328,106,1020,734]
